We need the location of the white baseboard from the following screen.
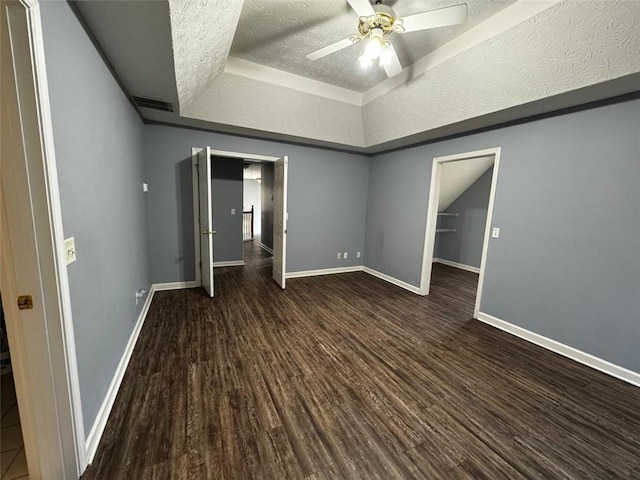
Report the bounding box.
[85,286,156,463]
[213,260,245,267]
[434,258,480,274]
[476,312,640,388]
[285,266,423,297]
[260,243,273,255]
[362,267,423,295]
[152,281,198,291]
[286,266,363,279]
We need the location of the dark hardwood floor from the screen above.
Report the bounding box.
[82,241,640,479]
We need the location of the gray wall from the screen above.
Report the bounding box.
[41,2,151,435]
[144,126,369,283]
[261,163,274,249]
[435,168,493,268]
[211,157,243,263]
[365,99,640,372]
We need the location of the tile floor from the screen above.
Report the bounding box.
[1,374,28,480]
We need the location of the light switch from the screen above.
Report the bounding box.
[142,182,149,193]
[492,227,500,238]
[64,237,77,265]
[231,208,236,215]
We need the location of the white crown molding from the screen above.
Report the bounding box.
[224,56,363,106]
[477,312,640,388]
[362,0,562,104]
[222,1,561,109]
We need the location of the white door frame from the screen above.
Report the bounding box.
[192,149,281,287]
[419,147,502,319]
[1,0,86,477]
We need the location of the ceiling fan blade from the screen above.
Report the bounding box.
[307,37,355,61]
[347,0,375,18]
[398,3,468,33]
[382,44,403,77]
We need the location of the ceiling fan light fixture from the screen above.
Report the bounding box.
[306,1,468,79]
[359,54,374,68]
[361,26,385,62]
[380,43,395,65]
[364,36,383,59]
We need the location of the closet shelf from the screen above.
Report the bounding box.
[437,212,458,216]
[436,228,456,233]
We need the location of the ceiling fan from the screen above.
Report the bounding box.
[306,0,468,78]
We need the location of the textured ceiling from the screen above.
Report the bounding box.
[169,0,244,109]
[73,0,640,153]
[439,157,493,211]
[230,0,517,92]
[362,0,640,149]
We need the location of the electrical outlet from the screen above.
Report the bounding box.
[492,227,500,238]
[337,253,341,259]
[64,237,76,265]
[343,252,348,259]
[356,251,361,258]
[135,289,147,306]
[231,208,236,215]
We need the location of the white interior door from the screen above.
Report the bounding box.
[198,146,214,296]
[272,156,288,288]
[1,1,84,475]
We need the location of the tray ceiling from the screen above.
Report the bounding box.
[230,0,518,92]
[71,0,640,153]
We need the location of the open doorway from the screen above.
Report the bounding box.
[242,160,275,253]
[242,162,262,245]
[192,149,288,296]
[420,148,501,318]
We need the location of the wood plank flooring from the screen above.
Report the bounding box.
[82,242,640,479]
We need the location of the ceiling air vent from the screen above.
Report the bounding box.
[132,96,173,112]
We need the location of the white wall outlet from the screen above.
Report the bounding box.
[135,289,147,306]
[337,252,341,259]
[142,182,149,193]
[356,251,361,258]
[231,208,236,215]
[343,252,348,259]
[64,237,76,265]
[492,227,500,238]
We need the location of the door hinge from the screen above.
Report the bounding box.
[17,295,33,310]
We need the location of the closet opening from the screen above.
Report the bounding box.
[419,148,502,319]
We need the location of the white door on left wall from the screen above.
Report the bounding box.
[198,146,215,297]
